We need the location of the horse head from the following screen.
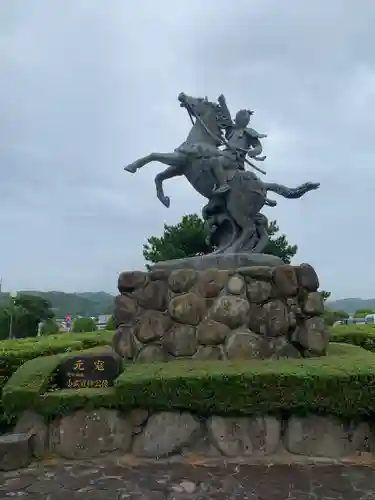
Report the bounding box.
[178,92,223,145]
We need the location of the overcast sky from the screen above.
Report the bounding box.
[1,0,375,299]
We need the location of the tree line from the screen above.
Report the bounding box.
[0,295,103,340]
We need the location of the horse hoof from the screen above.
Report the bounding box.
[124,164,137,173]
[161,196,170,208]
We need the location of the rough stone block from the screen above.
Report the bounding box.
[132,412,201,458]
[113,294,138,326]
[248,304,268,335]
[302,291,324,316]
[0,432,33,471]
[136,344,167,363]
[193,345,223,360]
[210,296,250,329]
[285,416,352,457]
[237,265,274,280]
[263,300,289,337]
[196,319,230,345]
[246,279,272,303]
[136,280,168,310]
[168,292,205,325]
[225,330,264,360]
[227,275,246,295]
[14,411,48,459]
[208,416,280,456]
[292,316,328,354]
[112,325,136,359]
[168,269,197,293]
[163,324,198,357]
[296,263,320,292]
[272,265,298,297]
[135,311,170,343]
[196,269,228,297]
[49,410,132,459]
[118,271,148,293]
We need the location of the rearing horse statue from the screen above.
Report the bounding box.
[124,92,319,254]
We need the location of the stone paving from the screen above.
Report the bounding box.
[1,456,375,499]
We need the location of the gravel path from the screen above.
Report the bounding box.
[1,457,375,499]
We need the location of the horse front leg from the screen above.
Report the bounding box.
[124,152,185,174]
[154,164,184,207]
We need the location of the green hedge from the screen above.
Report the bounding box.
[4,343,375,419]
[0,330,112,379]
[0,331,113,425]
[115,343,375,418]
[2,346,117,418]
[329,324,375,352]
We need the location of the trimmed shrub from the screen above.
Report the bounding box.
[36,388,119,417]
[0,330,112,381]
[2,346,117,417]
[329,324,375,352]
[72,317,97,333]
[115,343,375,418]
[4,343,375,420]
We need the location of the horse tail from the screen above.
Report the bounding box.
[264,181,320,199]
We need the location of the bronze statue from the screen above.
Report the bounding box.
[124,92,319,257]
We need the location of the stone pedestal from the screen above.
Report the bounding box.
[112,263,328,362]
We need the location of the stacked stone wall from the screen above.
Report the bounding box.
[113,263,328,361]
[9,409,374,463]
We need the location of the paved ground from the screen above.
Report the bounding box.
[1,457,375,499]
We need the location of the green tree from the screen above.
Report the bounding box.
[143,214,297,266]
[0,303,28,340]
[353,308,375,318]
[323,308,349,326]
[72,317,97,333]
[262,220,297,264]
[143,214,210,266]
[0,294,54,339]
[106,316,115,331]
[12,294,54,339]
[40,318,60,335]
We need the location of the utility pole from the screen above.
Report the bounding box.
[8,292,17,340]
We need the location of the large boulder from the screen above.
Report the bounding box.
[132,412,201,458]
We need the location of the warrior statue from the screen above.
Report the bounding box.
[209,94,267,195]
[124,92,319,261]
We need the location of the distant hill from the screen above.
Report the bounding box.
[1,290,373,317]
[327,298,375,314]
[0,291,114,318]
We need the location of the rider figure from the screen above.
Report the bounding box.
[211,94,267,195]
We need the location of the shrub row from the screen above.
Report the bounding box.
[0,331,112,426]
[2,346,118,418]
[3,343,375,419]
[0,324,374,379]
[0,330,112,379]
[329,324,375,352]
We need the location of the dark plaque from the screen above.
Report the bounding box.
[57,353,121,389]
